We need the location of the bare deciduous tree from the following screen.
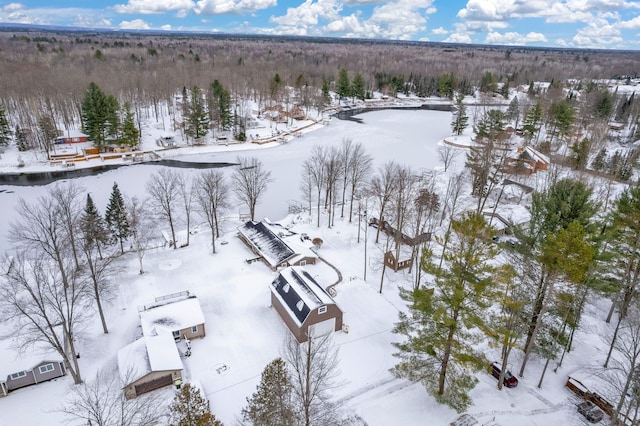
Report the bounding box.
[283,332,341,426]
[0,253,86,385]
[370,162,398,243]
[346,142,372,223]
[195,169,230,254]
[302,146,327,227]
[146,168,182,249]
[126,196,155,275]
[438,144,461,173]
[59,369,167,426]
[232,156,272,222]
[178,172,195,246]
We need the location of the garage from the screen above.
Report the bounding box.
[134,374,173,397]
[309,317,336,338]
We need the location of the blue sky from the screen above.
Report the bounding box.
[1,0,640,49]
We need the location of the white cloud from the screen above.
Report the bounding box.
[620,15,640,29]
[270,0,341,35]
[484,31,547,45]
[431,26,448,35]
[572,22,623,46]
[444,32,472,43]
[195,0,276,15]
[114,0,195,14]
[270,0,435,39]
[1,3,24,12]
[119,18,151,29]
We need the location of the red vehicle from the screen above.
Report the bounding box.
[490,362,518,388]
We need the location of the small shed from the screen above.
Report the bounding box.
[2,358,66,394]
[270,267,343,343]
[117,331,183,399]
[55,130,88,144]
[140,295,206,341]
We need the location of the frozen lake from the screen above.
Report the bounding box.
[0,109,453,255]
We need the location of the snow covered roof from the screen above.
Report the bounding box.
[518,145,550,165]
[237,221,296,268]
[140,297,205,336]
[281,235,318,264]
[270,266,336,325]
[0,327,64,378]
[117,330,183,384]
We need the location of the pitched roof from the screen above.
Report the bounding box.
[140,297,205,336]
[117,330,182,384]
[238,221,296,268]
[270,267,336,326]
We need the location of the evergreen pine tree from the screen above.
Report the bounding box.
[392,212,497,412]
[591,147,607,172]
[321,79,331,106]
[450,94,468,136]
[351,73,366,101]
[81,193,109,249]
[522,100,543,144]
[105,182,130,254]
[81,82,119,148]
[186,85,209,140]
[336,68,351,100]
[0,103,12,146]
[120,102,139,147]
[210,80,232,131]
[242,358,296,426]
[15,124,28,151]
[169,383,222,426]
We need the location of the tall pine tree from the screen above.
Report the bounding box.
[105,182,130,254]
[0,103,11,146]
[392,212,497,412]
[81,193,109,252]
[169,383,222,426]
[242,358,296,426]
[120,102,139,147]
[186,85,209,140]
[81,82,119,148]
[450,94,468,136]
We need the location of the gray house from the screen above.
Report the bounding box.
[2,359,66,395]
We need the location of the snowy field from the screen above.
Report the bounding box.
[0,109,613,425]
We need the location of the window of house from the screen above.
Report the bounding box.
[191,325,198,333]
[39,364,54,374]
[172,330,181,339]
[283,283,290,293]
[318,306,327,314]
[300,260,307,266]
[296,300,304,311]
[10,371,27,380]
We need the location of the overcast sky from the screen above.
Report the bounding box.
[1,0,639,50]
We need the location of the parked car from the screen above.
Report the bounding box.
[490,362,518,388]
[577,400,604,423]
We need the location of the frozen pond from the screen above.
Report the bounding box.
[0,109,453,255]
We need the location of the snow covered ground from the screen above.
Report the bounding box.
[0,108,616,425]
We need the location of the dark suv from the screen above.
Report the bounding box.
[577,401,604,423]
[490,362,518,388]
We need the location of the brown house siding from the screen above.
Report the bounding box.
[290,256,318,267]
[124,370,182,399]
[271,292,342,343]
[177,323,206,340]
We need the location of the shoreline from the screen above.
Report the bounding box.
[0,103,454,186]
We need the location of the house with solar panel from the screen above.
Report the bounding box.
[270,267,343,343]
[237,221,318,270]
